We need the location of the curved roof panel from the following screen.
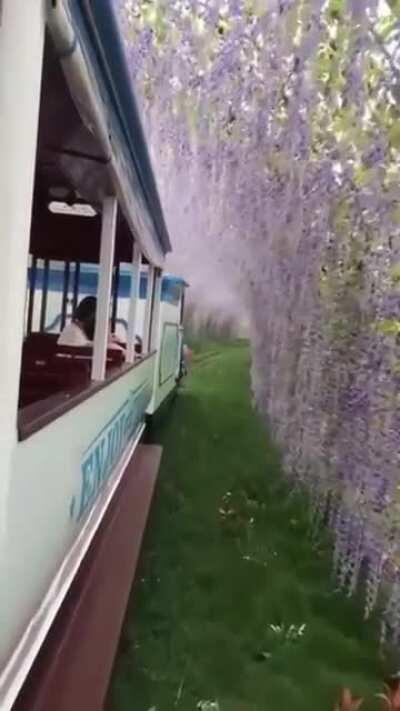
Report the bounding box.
[53,0,171,261]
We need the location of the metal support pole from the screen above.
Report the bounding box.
[39,259,49,332]
[143,265,155,354]
[91,197,117,381]
[126,243,141,363]
[149,269,162,352]
[27,256,37,335]
[72,261,80,315]
[61,260,70,330]
[111,261,120,332]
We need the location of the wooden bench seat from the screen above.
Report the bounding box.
[19,334,126,408]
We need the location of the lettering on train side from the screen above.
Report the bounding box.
[69,382,152,522]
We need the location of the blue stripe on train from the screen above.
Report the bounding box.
[27,269,184,305]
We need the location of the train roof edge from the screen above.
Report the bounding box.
[48,0,171,265]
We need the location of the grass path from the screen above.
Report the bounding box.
[110,342,384,710]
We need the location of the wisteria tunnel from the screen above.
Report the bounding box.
[116,0,400,643]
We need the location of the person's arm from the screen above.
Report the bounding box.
[108,331,126,351]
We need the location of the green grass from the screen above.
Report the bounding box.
[110,341,386,711]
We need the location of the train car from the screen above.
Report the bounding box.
[0,2,186,709]
[25,262,187,411]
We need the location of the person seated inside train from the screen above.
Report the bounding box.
[58,296,96,347]
[58,296,125,351]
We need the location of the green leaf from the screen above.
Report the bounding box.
[376,14,398,40]
[354,165,375,188]
[332,200,350,232]
[387,0,400,18]
[389,123,400,149]
[390,262,400,282]
[326,0,345,20]
[375,319,400,336]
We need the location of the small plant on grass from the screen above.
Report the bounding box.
[268,622,307,643]
[378,678,400,709]
[197,701,220,711]
[334,688,363,710]
[333,679,400,710]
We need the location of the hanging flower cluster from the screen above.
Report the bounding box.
[118,0,400,639]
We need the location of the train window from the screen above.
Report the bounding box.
[17,32,141,419]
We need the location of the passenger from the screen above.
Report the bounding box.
[58,296,96,346]
[107,330,126,352]
[58,297,125,352]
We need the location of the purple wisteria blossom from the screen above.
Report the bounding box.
[117,0,400,642]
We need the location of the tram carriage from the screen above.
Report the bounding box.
[0,2,186,709]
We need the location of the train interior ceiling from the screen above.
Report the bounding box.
[20,31,142,412]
